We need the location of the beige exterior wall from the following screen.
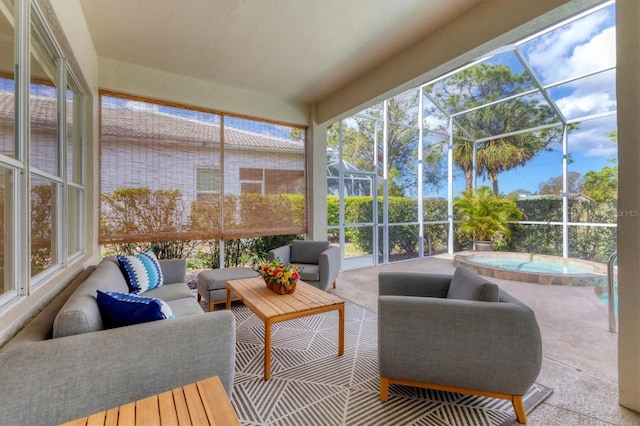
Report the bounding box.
[616,0,640,412]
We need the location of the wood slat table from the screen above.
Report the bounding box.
[60,376,240,426]
[226,277,345,380]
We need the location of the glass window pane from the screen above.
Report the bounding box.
[0,166,15,302]
[30,14,59,177]
[67,185,83,256]
[31,174,55,276]
[66,76,84,185]
[0,6,15,160]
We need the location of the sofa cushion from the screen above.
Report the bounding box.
[447,267,500,302]
[290,240,330,264]
[117,251,164,294]
[144,282,194,301]
[96,290,174,329]
[52,258,130,338]
[166,297,207,317]
[296,264,319,282]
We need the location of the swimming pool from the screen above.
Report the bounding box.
[453,252,607,287]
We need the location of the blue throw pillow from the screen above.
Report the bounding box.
[96,290,174,329]
[117,251,164,294]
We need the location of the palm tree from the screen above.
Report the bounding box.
[427,64,563,195]
[454,186,523,247]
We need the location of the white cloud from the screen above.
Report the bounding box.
[567,115,617,158]
[567,26,616,76]
[522,7,615,83]
[125,100,158,111]
[556,90,616,119]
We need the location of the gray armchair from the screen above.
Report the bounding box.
[267,240,341,291]
[378,267,542,424]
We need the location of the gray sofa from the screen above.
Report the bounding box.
[378,267,542,424]
[0,256,236,426]
[267,240,341,291]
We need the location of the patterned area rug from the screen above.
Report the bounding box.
[230,300,552,426]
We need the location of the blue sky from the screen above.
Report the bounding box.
[441,2,617,198]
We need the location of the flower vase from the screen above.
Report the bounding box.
[265,278,297,295]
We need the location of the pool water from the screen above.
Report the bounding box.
[468,257,598,275]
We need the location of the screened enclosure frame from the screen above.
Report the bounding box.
[329,0,617,268]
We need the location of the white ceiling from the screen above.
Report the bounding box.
[79,0,484,104]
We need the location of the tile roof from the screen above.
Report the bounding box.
[0,89,304,153]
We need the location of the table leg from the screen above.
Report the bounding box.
[264,319,272,380]
[338,304,345,355]
[225,287,231,310]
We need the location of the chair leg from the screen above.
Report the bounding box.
[380,378,389,401]
[197,292,201,302]
[512,395,527,424]
[208,301,215,312]
[332,281,336,289]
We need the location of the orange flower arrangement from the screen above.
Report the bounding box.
[258,258,300,287]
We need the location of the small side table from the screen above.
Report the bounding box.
[60,376,240,426]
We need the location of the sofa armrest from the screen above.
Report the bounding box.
[378,272,451,298]
[267,245,291,264]
[378,295,542,396]
[0,311,235,426]
[317,246,341,291]
[159,258,187,284]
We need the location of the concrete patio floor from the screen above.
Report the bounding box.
[328,254,640,425]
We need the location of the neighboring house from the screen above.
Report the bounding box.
[100,102,305,201]
[98,100,307,242]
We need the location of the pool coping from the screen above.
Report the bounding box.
[453,251,608,287]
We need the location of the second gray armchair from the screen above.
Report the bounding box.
[378,267,543,424]
[267,240,341,291]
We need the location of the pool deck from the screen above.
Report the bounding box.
[329,254,640,425]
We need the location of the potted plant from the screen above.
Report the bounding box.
[453,186,523,251]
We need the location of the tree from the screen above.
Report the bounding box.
[582,130,618,202]
[328,92,446,197]
[425,64,564,195]
[583,166,617,202]
[538,171,583,195]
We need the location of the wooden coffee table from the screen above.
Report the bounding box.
[226,277,345,380]
[60,376,240,425]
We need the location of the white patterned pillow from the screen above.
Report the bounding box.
[117,251,164,294]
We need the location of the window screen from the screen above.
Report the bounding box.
[99,93,306,244]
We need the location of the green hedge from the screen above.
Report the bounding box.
[332,195,616,262]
